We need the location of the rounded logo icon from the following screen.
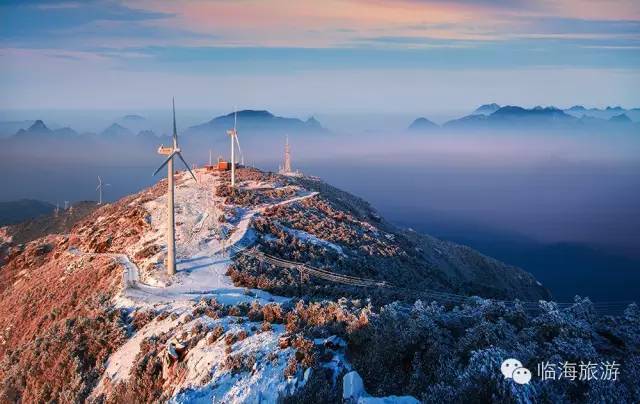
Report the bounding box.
[501,358,523,378]
[512,367,532,385]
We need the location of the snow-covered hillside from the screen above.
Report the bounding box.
[10,166,635,403]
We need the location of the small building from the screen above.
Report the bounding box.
[216,158,230,171]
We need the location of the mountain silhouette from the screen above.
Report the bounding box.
[472,103,500,115]
[187,110,328,136]
[407,117,439,132]
[100,123,133,137]
[609,113,632,123]
[14,120,78,138]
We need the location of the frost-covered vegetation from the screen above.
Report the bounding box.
[2,167,636,403]
[290,297,640,403]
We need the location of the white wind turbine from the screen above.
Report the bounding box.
[226,109,245,188]
[226,110,237,187]
[153,98,197,275]
[96,176,111,205]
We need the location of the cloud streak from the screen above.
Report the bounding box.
[0,0,638,110]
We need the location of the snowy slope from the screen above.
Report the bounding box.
[89,168,333,402]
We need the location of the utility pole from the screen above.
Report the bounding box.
[297,266,304,297]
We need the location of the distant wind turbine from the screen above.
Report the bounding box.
[96,175,111,205]
[153,98,197,275]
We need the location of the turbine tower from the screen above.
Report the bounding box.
[226,110,238,187]
[153,98,197,276]
[96,176,110,205]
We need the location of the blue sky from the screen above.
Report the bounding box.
[1,0,639,114]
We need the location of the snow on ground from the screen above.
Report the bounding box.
[113,169,316,309]
[282,225,345,255]
[171,322,294,403]
[343,371,420,404]
[90,169,328,401]
[94,311,191,393]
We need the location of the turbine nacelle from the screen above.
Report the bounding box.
[158,145,177,155]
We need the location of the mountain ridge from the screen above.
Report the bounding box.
[187,110,328,136]
[2,166,638,403]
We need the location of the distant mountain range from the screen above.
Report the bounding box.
[1,104,638,142]
[2,110,327,142]
[14,120,80,138]
[408,104,640,133]
[471,103,640,120]
[187,110,327,136]
[0,120,35,138]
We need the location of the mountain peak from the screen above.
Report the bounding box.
[305,116,323,129]
[14,119,52,136]
[408,117,438,132]
[101,123,133,137]
[492,105,566,116]
[28,120,49,132]
[609,113,632,123]
[233,110,274,119]
[189,109,327,135]
[473,103,501,115]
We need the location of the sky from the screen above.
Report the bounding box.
[1,0,639,115]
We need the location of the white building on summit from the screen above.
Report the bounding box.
[278,135,302,177]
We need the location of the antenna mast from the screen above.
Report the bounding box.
[284,135,292,173]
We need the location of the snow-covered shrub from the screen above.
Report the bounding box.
[346,298,640,403]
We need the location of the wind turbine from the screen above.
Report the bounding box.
[153,98,197,276]
[96,176,111,205]
[226,110,238,187]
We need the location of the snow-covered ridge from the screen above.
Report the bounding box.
[91,167,347,402]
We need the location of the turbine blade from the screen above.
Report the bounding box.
[177,152,197,182]
[96,185,101,191]
[234,133,244,165]
[153,152,176,176]
[172,98,178,147]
